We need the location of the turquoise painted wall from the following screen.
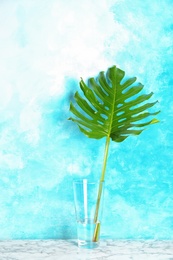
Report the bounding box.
[0,0,172,239]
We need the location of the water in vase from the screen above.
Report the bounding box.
[77,219,100,249]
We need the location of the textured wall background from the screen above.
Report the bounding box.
[0,0,172,239]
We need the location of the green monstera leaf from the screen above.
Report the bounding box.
[69,65,159,143]
[69,65,160,242]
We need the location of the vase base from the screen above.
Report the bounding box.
[78,240,99,249]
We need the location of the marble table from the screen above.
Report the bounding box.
[0,240,173,260]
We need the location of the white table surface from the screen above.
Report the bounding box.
[0,239,173,260]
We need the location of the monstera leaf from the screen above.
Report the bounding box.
[69,65,159,143]
[69,65,160,242]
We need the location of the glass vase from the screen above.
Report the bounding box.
[73,179,104,249]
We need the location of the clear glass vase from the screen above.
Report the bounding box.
[73,179,104,249]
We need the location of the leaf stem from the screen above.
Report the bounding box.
[92,136,110,242]
[100,136,111,182]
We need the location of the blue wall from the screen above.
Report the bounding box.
[0,0,172,239]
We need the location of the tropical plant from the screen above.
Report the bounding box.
[69,65,160,241]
